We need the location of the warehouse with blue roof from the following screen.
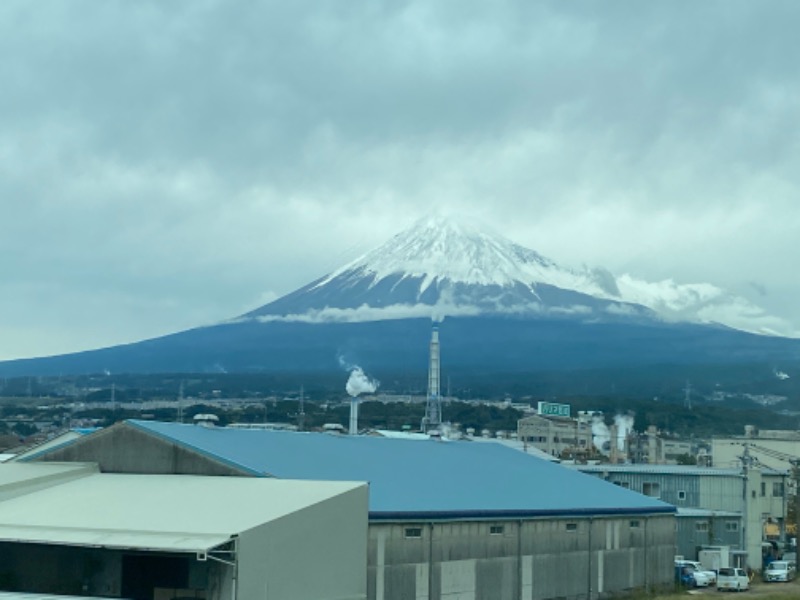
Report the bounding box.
[29,419,678,600]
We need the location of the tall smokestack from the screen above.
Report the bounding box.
[422,327,442,433]
[349,398,359,436]
[343,365,379,436]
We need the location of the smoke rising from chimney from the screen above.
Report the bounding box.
[591,415,610,452]
[345,366,379,397]
[614,414,634,451]
[591,413,635,454]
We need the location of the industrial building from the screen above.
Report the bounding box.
[516,413,593,458]
[29,419,677,600]
[627,427,698,465]
[0,462,368,600]
[518,411,702,466]
[712,426,800,471]
[674,508,743,563]
[574,463,788,569]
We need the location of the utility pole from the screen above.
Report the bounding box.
[177,381,184,424]
[737,442,800,556]
[297,386,306,431]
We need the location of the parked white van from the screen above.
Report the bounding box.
[717,567,749,592]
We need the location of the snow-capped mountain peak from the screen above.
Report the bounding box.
[248,215,797,338]
[313,214,609,296]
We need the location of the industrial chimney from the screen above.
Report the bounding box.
[421,327,442,433]
[349,397,359,436]
[344,365,379,435]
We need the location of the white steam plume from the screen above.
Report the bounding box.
[345,366,379,397]
[591,415,610,453]
[614,414,635,451]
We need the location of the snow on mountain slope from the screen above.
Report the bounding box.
[245,215,797,338]
[313,215,611,296]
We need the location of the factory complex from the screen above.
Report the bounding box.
[0,328,791,599]
[13,418,676,600]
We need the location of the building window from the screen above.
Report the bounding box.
[761,482,766,497]
[630,520,640,528]
[404,527,423,538]
[566,523,578,532]
[677,490,686,501]
[773,482,785,497]
[725,521,739,532]
[489,525,504,535]
[643,482,660,498]
[695,522,709,533]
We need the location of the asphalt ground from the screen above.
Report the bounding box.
[685,576,800,597]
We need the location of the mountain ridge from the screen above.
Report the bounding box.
[1,215,798,383]
[242,215,795,338]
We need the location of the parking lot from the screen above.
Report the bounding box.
[686,577,800,597]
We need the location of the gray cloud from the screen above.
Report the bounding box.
[1,0,799,359]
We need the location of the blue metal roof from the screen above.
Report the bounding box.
[129,420,675,519]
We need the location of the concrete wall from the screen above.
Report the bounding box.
[36,423,249,476]
[368,515,675,600]
[237,484,369,600]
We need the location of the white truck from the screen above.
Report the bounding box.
[674,559,716,586]
[717,567,749,592]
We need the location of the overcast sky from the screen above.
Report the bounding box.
[2,1,799,361]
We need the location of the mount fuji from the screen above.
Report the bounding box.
[1,215,799,392]
[243,215,794,337]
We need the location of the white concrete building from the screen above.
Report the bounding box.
[0,463,368,600]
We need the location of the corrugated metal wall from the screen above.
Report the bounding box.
[368,515,675,600]
[676,515,742,560]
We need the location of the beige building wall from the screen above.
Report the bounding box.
[518,415,593,458]
[712,435,800,471]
